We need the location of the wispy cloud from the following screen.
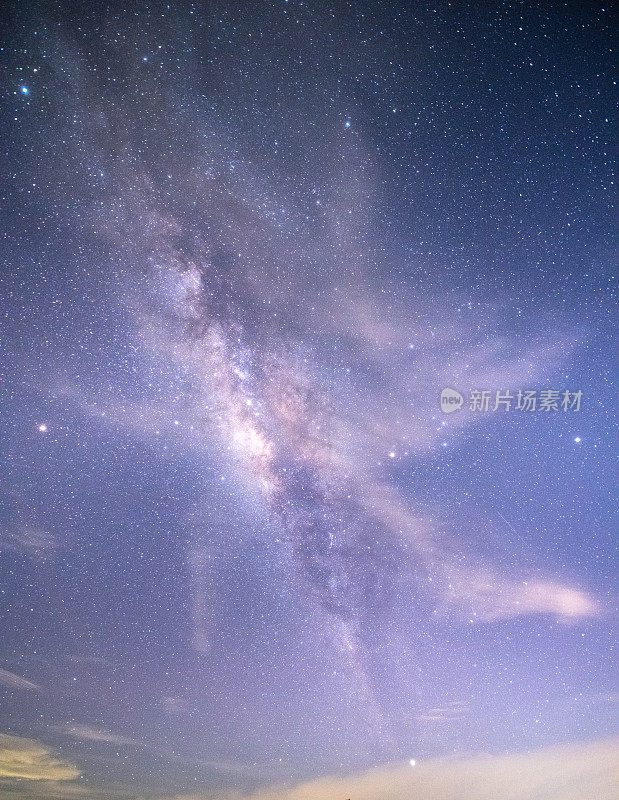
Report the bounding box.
[189,738,617,800]
[0,669,41,692]
[0,734,80,780]
[1,738,615,799]
[0,492,58,562]
[51,723,261,780]
[52,724,142,749]
[435,570,600,624]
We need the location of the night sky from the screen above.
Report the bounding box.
[0,2,616,798]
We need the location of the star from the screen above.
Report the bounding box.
[0,2,612,795]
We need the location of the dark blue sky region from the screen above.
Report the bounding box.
[0,2,616,798]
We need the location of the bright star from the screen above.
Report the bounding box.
[20,86,29,95]
[37,423,47,432]
[344,120,350,128]
[574,436,581,443]
[409,758,417,767]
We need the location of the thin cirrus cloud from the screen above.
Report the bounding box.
[0,734,79,780]
[0,669,41,693]
[2,738,616,799]
[433,569,600,624]
[51,724,142,749]
[197,738,617,800]
[50,723,263,781]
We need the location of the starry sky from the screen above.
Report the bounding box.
[0,2,616,798]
